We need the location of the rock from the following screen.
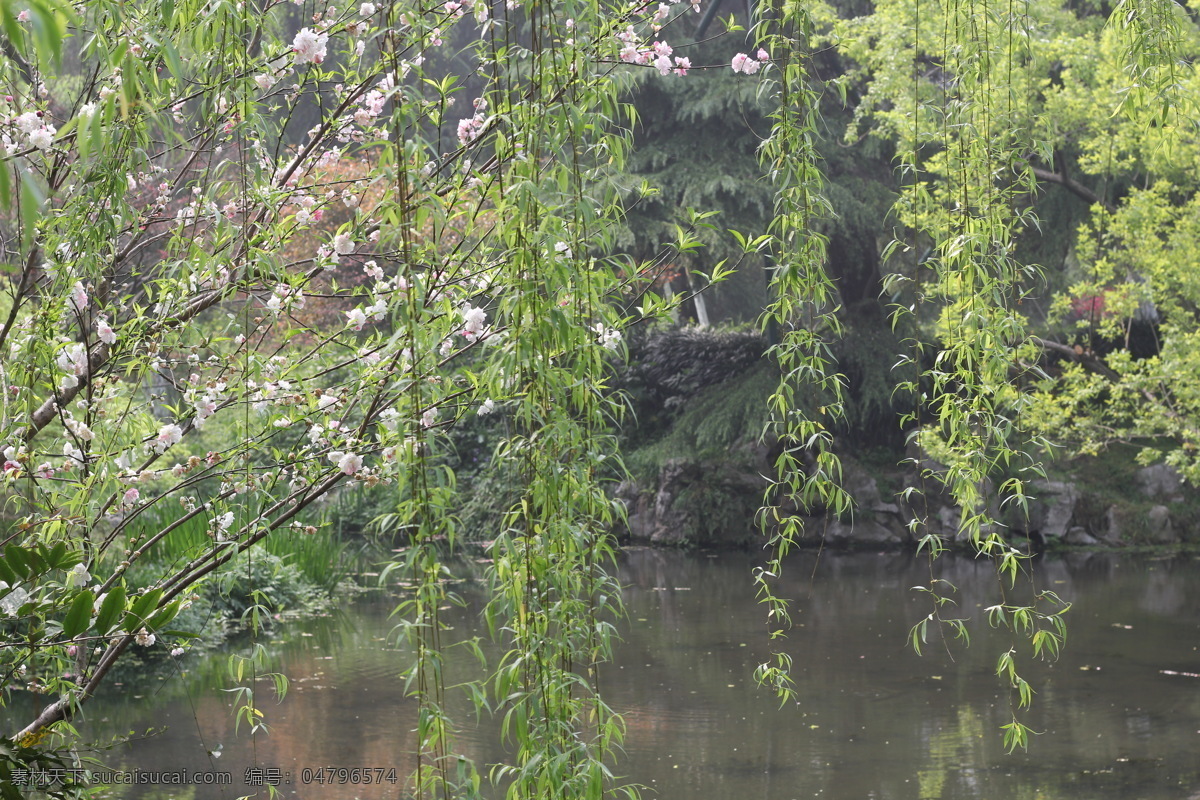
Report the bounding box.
[827,516,903,545]
[1137,464,1184,501]
[650,460,694,546]
[1145,505,1177,544]
[1098,505,1123,545]
[841,458,883,510]
[1021,479,1079,540]
[1065,526,1099,546]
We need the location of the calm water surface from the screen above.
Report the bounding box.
[14,550,1200,800]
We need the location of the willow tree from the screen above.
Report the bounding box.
[821,0,1200,483]
[757,0,1198,752]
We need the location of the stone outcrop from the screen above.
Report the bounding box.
[615,451,1200,550]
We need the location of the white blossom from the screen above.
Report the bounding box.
[460,305,487,341]
[14,112,40,133]
[592,323,622,350]
[0,585,29,616]
[66,563,91,588]
[64,416,94,441]
[28,125,56,150]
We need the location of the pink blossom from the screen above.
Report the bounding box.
[333,451,363,475]
[57,343,88,377]
[194,396,217,426]
[96,318,116,344]
[731,52,762,75]
[673,56,691,76]
[70,281,88,313]
[292,28,329,65]
[153,423,183,453]
[123,487,140,506]
[457,113,486,145]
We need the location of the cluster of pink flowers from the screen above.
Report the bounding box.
[56,342,89,387]
[731,49,769,74]
[96,318,116,344]
[331,451,364,475]
[616,27,691,75]
[152,424,184,454]
[292,28,329,65]
[456,107,484,145]
[2,444,21,478]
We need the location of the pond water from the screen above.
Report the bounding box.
[11,549,1200,800]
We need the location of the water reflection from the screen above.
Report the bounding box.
[616,549,1200,800]
[9,550,1200,800]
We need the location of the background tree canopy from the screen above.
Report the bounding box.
[0,0,1198,794]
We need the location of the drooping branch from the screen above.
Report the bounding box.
[1029,151,1115,212]
[1031,336,1121,382]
